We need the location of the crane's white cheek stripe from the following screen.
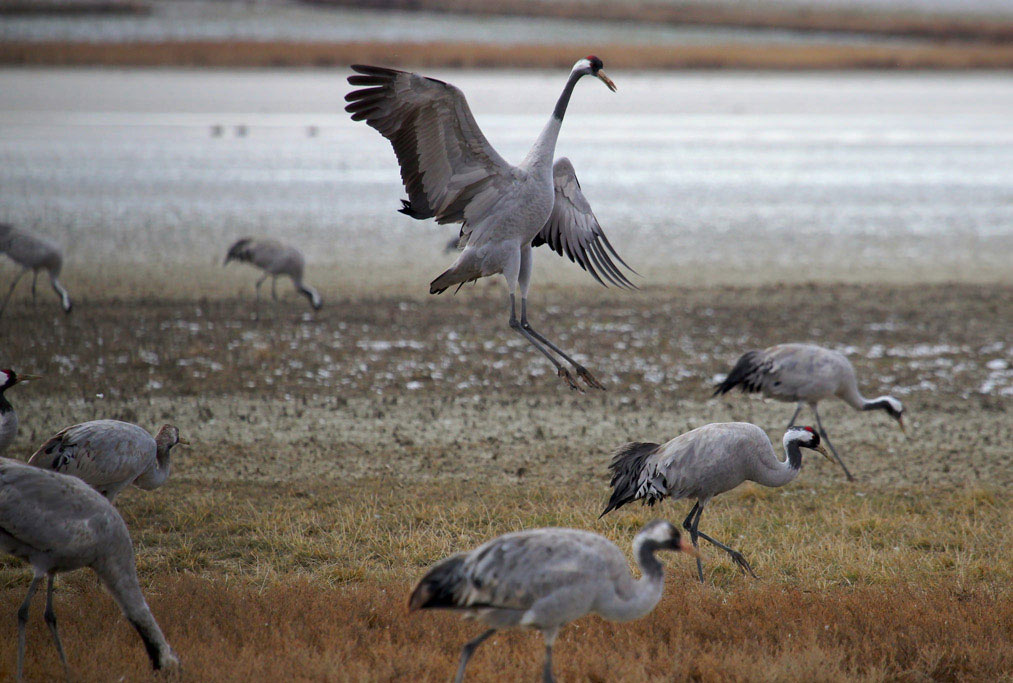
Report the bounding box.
[0,372,8,385]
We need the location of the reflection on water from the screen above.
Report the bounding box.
[0,68,1011,283]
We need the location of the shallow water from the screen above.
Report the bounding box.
[0,68,1011,284]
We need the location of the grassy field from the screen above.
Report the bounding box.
[1,277,1012,680]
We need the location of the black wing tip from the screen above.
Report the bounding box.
[713,350,761,396]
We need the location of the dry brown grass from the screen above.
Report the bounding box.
[5,39,1013,69]
[1,480,1011,681]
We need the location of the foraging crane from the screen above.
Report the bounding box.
[28,421,186,502]
[346,57,635,392]
[0,458,179,679]
[714,343,906,482]
[0,369,40,454]
[601,423,831,583]
[410,520,696,683]
[223,237,322,310]
[0,223,72,318]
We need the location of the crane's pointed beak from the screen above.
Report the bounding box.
[812,443,833,463]
[597,70,617,92]
[897,416,907,436]
[177,437,191,446]
[677,536,699,558]
[15,374,42,383]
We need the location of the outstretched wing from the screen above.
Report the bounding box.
[532,158,636,288]
[345,65,514,227]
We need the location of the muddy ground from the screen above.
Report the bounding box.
[2,280,1010,490]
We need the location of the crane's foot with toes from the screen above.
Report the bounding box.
[728,550,758,578]
[574,365,605,390]
[558,367,583,392]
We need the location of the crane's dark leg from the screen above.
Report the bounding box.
[454,629,495,683]
[520,298,605,390]
[0,269,27,318]
[271,275,278,301]
[787,403,803,429]
[43,573,69,678]
[17,573,43,681]
[31,271,38,302]
[541,626,559,683]
[509,294,581,392]
[681,502,704,582]
[692,504,758,579]
[811,404,855,482]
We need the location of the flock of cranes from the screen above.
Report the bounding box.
[0,56,916,680]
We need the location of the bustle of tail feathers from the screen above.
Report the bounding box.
[429,264,479,295]
[224,238,255,263]
[713,349,763,397]
[600,442,661,517]
[409,554,468,611]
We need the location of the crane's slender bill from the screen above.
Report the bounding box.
[14,374,41,383]
[597,71,617,92]
[812,443,834,463]
[897,416,907,435]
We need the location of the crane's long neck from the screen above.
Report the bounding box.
[135,442,172,490]
[597,537,666,622]
[96,553,177,670]
[753,437,804,488]
[0,391,17,453]
[522,69,583,171]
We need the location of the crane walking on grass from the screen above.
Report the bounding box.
[0,223,72,318]
[0,458,179,680]
[28,420,186,502]
[714,343,906,481]
[346,57,635,391]
[410,520,697,682]
[601,423,831,583]
[0,369,40,454]
[224,237,322,310]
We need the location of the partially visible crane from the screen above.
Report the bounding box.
[715,343,906,481]
[0,458,179,679]
[0,223,72,317]
[224,237,322,310]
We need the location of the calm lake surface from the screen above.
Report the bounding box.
[1,68,1011,284]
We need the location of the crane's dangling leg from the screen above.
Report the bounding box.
[31,270,38,302]
[692,502,758,579]
[811,404,855,482]
[271,275,278,301]
[16,572,43,681]
[510,294,581,392]
[43,574,69,678]
[0,268,27,318]
[787,403,803,429]
[541,626,559,683]
[454,629,495,683]
[681,502,704,582]
[505,251,582,391]
[517,245,604,390]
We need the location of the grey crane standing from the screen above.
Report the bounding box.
[346,57,635,391]
[223,237,322,310]
[0,369,40,454]
[0,458,179,679]
[714,343,906,481]
[28,420,186,502]
[410,520,696,683]
[601,423,831,583]
[0,223,72,318]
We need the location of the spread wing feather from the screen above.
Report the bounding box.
[532,158,636,289]
[345,65,514,229]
